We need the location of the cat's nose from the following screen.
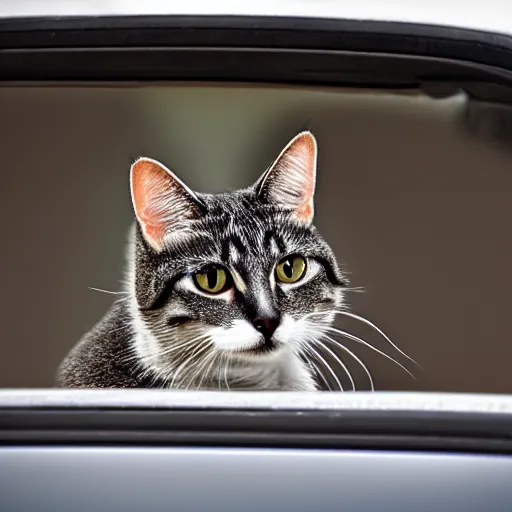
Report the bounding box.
[252,315,280,340]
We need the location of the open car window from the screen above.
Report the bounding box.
[2,2,512,510]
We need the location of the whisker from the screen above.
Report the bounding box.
[324,325,416,381]
[138,364,154,381]
[341,287,366,293]
[302,345,331,391]
[129,333,209,364]
[303,310,334,320]
[305,340,343,391]
[151,324,205,342]
[320,332,375,391]
[217,354,225,390]
[155,333,208,354]
[150,323,202,336]
[313,339,356,391]
[223,354,231,390]
[325,309,418,367]
[159,368,173,389]
[170,339,211,388]
[149,370,162,388]
[180,341,214,389]
[138,340,205,364]
[149,324,177,334]
[89,287,127,296]
[186,349,215,390]
[152,327,204,343]
[117,344,137,366]
[194,350,219,390]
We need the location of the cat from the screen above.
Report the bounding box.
[57,131,373,391]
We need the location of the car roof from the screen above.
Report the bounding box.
[1,0,511,37]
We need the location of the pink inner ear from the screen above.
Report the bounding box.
[295,138,315,222]
[294,132,316,169]
[292,134,316,199]
[131,158,173,250]
[296,202,313,222]
[268,131,317,224]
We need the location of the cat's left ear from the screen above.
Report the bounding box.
[255,131,317,225]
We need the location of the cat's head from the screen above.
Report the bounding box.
[127,131,347,390]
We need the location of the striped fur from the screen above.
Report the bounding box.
[57,132,348,390]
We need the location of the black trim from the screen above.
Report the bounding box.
[3,407,512,454]
[1,16,512,105]
[1,48,512,96]
[0,15,512,72]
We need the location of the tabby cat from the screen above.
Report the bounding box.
[57,131,410,390]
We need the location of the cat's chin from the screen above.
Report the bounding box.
[227,341,288,362]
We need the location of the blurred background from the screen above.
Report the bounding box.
[1,83,511,392]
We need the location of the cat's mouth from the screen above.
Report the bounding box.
[235,337,282,357]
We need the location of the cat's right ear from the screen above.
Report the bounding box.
[130,157,204,252]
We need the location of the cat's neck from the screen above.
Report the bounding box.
[204,349,317,391]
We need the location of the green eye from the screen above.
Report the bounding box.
[194,266,230,294]
[275,256,307,284]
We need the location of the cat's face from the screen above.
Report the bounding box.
[127,132,347,390]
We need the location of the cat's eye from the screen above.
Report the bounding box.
[275,256,307,284]
[193,266,231,294]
